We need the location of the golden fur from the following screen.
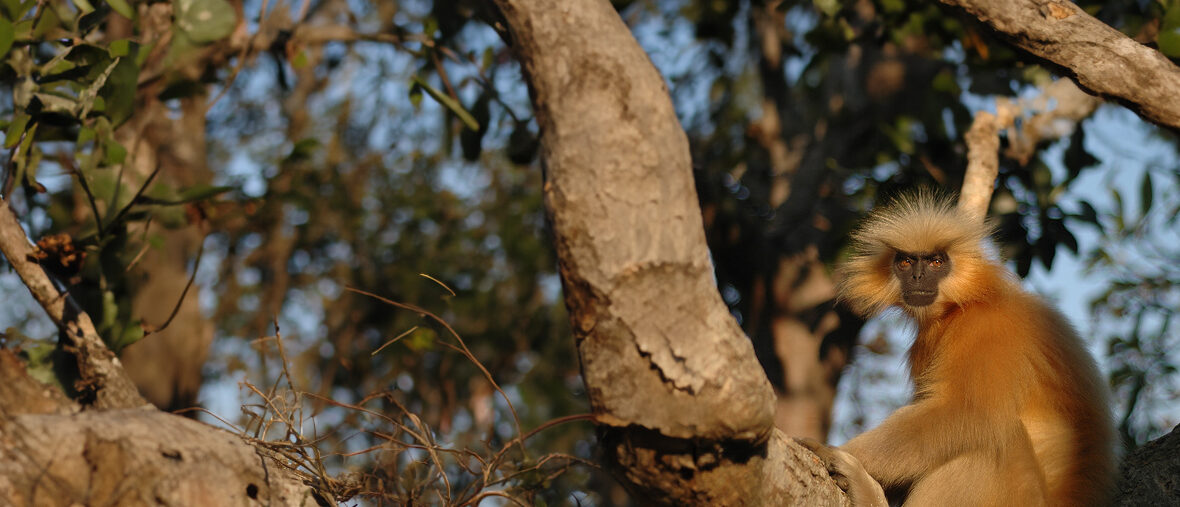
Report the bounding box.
[836,193,1115,506]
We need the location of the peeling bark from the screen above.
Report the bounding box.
[492,0,848,502]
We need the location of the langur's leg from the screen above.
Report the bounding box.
[904,437,1046,507]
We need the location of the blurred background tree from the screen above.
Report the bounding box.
[0,0,1177,503]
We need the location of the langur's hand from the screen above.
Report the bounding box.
[796,437,888,507]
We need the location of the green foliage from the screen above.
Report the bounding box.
[1157,1,1180,56]
[173,0,236,43]
[2,0,1177,502]
[1086,169,1180,446]
[19,341,66,391]
[0,19,14,58]
[0,0,235,381]
[412,75,480,131]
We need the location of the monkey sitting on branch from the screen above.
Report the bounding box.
[803,192,1115,507]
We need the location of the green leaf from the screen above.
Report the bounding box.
[176,183,234,202]
[0,0,20,20]
[111,321,145,353]
[100,48,139,126]
[106,0,134,20]
[78,57,120,118]
[507,120,539,165]
[28,5,54,37]
[40,44,111,83]
[880,0,905,13]
[71,0,95,15]
[1076,200,1098,224]
[13,122,37,185]
[40,57,79,80]
[0,19,14,60]
[109,39,132,57]
[165,28,198,65]
[931,69,957,93]
[22,141,42,189]
[814,0,840,17]
[139,183,235,205]
[411,75,479,131]
[285,137,321,162]
[1111,188,1125,231]
[1063,128,1097,178]
[1140,171,1153,218]
[102,138,127,165]
[20,343,67,392]
[33,91,79,114]
[481,47,494,70]
[174,0,237,43]
[292,50,309,69]
[1163,3,1180,30]
[100,289,118,331]
[4,111,29,149]
[1159,29,1180,57]
[408,81,423,108]
[405,327,437,352]
[460,92,490,160]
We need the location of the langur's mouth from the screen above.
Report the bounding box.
[902,291,937,306]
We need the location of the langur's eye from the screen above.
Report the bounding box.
[930,258,943,268]
[897,258,913,269]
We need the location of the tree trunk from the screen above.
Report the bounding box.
[491,0,849,503]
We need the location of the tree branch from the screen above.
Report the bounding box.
[943,0,1180,130]
[492,0,849,503]
[0,198,146,409]
[958,111,1001,219]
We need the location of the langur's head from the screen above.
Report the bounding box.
[838,191,999,319]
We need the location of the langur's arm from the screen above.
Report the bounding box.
[844,328,1031,486]
[797,438,888,507]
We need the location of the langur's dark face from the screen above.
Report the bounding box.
[892,251,951,307]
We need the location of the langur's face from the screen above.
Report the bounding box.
[892,251,951,307]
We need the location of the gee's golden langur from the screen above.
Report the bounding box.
[808,193,1115,507]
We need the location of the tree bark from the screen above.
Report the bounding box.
[491,0,848,503]
[959,111,1001,219]
[943,0,1180,131]
[0,349,319,506]
[1115,424,1180,506]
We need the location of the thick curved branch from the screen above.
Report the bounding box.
[943,0,1180,130]
[492,0,847,503]
[493,0,772,443]
[0,199,146,409]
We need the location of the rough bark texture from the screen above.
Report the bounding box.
[942,0,1180,131]
[496,0,771,441]
[0,350,319,506]
[492,0,848,503]
[1116,425,1180,506]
